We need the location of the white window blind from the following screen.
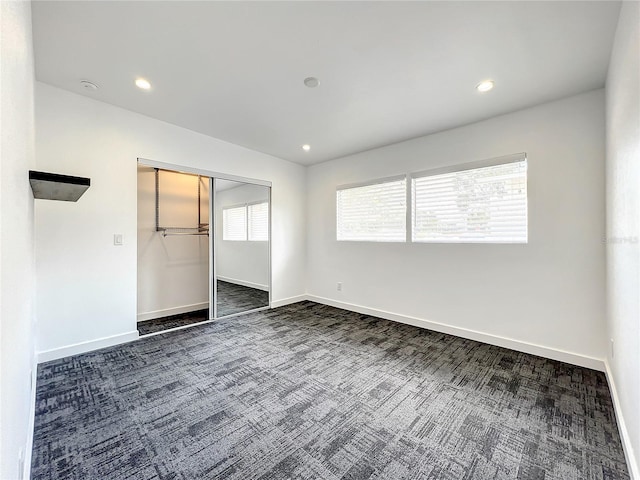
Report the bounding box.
[337,178,406,242]
[248,202,268,241]
[412,157,527,243]
[223,206,247,241]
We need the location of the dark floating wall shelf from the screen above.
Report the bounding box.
[29,170,91,202]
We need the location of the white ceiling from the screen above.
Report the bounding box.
[32,1,621,166]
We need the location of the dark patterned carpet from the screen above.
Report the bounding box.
[138,309,209,336]
[33,301,629,480]
[216,280,269,317]
[137,281,269,335]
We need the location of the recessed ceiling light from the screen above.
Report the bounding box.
[304,77,319,88]
[476,80,494,93]
[302,144,311,152]
[135,78,152,90]
[80,80,98,91]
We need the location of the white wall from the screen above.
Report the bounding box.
[216,182,270,289]
[605,1,640,477]
[307,90,606,365]
[35,82,306,356]
[0,1,37,478]
[137,167,210,319]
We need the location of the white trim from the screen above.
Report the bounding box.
[137,302,209,322]
[306,295,605,371]
[217,276,269,292]
[24,351,38,480]
[267,186,272,309]
[271,294,309,308]
[37,331,140,363]
[605,360,639,480]
[211,177,216,320]
[406,171,412,243]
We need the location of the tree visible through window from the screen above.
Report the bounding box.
[412,158,527,243]
[336,178,406,242]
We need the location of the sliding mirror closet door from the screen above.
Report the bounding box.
[214,179,270,318]
[137,165,211,336]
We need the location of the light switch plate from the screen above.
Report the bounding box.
[114,234,123,246]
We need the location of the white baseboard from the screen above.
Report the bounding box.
[137,302,209,322]
[37,331,140,363]
[271,294,309,308]
[605,360,639,480]
[24,351,38,480]
[217,276,269,292]
[306,295,605,372]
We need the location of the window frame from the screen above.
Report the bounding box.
[336,174,408,243]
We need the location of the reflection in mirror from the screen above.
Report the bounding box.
[215,179,270,317]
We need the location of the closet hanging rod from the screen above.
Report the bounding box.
[157,226,209,230]
[161,231,209,237]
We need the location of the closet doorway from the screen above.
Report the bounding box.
[136,159,271,336]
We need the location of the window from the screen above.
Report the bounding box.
[223,202,269,241]
[223,206,247,241]
[337,177,406,242]
[412,155,527,243]
[248,202,269,241]
[334,154,527,244]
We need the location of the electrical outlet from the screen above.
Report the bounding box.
[337,282,342,292]
[610,338,614,358]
